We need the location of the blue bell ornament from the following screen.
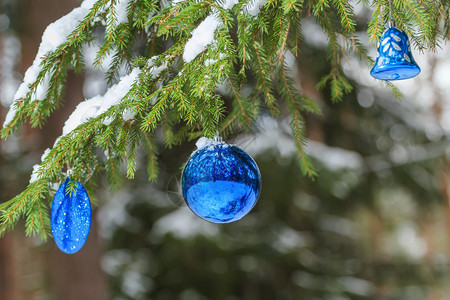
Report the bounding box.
[370,26,420,80]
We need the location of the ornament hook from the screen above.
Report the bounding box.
[214,131,223,143]
[388,0,395,27]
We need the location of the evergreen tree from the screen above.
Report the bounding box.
[1,0,449,239]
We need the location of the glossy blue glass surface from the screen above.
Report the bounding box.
[182,142,261,223]
[50,178,92,254]
[371,26,420,81]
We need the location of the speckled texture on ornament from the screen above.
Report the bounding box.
[50,178,92,254]
[371,26,420,80]
[181,141,261,223]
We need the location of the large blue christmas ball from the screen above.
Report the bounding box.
[181,138,261,223]
[50,178,92,254]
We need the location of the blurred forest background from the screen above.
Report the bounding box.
[1,0,450,299]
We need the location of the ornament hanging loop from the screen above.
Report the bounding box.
[214,131,223,143]
[388,0,395,27]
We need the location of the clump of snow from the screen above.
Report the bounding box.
[41,148,51,162]
[183,14,223,63]
[29,164,41,184]
[34,74,51,101]
[283,50,298,78]
[115,0,131,24]
[171,0,185,5]
[62,68,140,135]
[122,108,135,121]
[196,137,216,149]
[102,116,115,126]
[243,0,268,17]
[160,0,170,8]
[3,101,18,127]
[150,65,167,78]
[29,148,52,183]
[52,137,62,148]
[217,0,238,10]
[81,0,98,9]
[3,0,98,128]
[147,56,157,66]
[205,58,218,66]
[147,56,167,78]
[194,136,229,154]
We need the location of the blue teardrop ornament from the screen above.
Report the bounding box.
[50,178,92,254]
[370,26,420,80]
[181,140,261,223]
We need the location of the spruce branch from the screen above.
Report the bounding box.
[368,0,384,40]
[252,36,279,114]
[1,0,450,238]
[332,0,356,33]
[278,52,319,177]
[142,132,159,181]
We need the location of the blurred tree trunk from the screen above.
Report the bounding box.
[4,0,108,299]
[0,235,18,300]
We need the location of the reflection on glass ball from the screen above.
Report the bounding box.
[181,141,261,223]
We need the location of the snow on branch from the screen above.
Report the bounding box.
[182,14,223,63]
[181,0,240,63]
[29,148,52,184]
[3,0,98,128]
[217,0,239,10]
[242,0,268,17]
[115,0,131,24]
[62,68,140,136]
